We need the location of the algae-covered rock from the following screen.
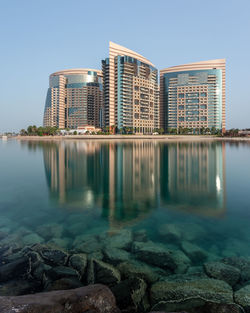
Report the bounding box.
[45,278,83,291]
[222,256,250,282]
[103,247,131,265]
[158,224,182,244]
[47,266,79,280]
[204,261,240,286]
[132,241,176,272]
[181,241,208,264]
[22,233,44,245]
[111,277,147,311]
[69,253,87,278]
[104,229,133,251]
[0,256,29,282]
[133,229,148,242]
[117,260,163,284]
[32,244,68,265]
[234,284,250,312]
[73,234,102,254]
[150,278,233,312]
[171,250,191,274]
[93,259,121,287]
[0,279,41,296]
[36,223,63,240]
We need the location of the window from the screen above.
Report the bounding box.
[134,113,139,119]
[135,99,139,105]
[200,92,207,97]
[134,86,139,91]
[178,105,184,110]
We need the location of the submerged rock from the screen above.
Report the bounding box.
[22,233,44,245]
[69,253,88,278]
[158,224,182,244]
[204,261,240,286]
[103,247,131,265]
[222,256,250,282]
[171,250,191,274]
[104,229,133,251]
[93,259,121,287]
[73,234,102,254]
[111,277,147,311]
[0,256,29,282]
[132,241,176,272]
[45,278,83,291]
[150,278,233,312]
[117,260,163,284]
[234,284,250,312]
[32,244,68,265]
[0,284,121,313]
[36,223,63,240]
[181,241,207,264]
[133,229,148,242]
[0,279,41,296]
[47,266,79,280]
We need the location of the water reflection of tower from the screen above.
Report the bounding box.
[107,141,160,229]
[43,141,107,208]
[166,141,226,216]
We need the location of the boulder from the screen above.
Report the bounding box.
[150,278,233,312]
[133,229,148,242]
[111,277,147,311]
[204,261,240,286]
[234,284,250,312]
[45,278,83,291]
[171,250,191,274]
[104,229,133,251]
[47,266,80,280]
[181,241,208,264]
[73,234,102,254]
[0,256,29,282]
[69,253,88,278]
[0,284,121,313]
[22,233,44,246]
[32,244,68,265]
[222,256,250,282]
[93,259,121,287]
[132,241,176,272]
[103,247,131,265]
[158,224,182,244]
[0,279,41,296]
[36,223,63,240]
[117,260,163,284]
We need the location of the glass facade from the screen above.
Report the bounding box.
[43,70,103,129]
[162,69,223,131]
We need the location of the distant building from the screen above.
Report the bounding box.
[102,42,159,133]
[43,69,103,129]
[160,59,226,133]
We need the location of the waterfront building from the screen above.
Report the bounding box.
[102,42,159,133]
[160,59,226,133]
[43,69,103,129]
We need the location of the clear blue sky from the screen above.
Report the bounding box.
[0,0,249,132]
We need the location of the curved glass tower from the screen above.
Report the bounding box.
[160,59,226,133]
[102,42,159,133]
[43,69,103,129]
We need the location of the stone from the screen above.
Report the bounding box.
[32,244,68,265]
[133,229,148,242]
[222,256,250,282]
[204,261,240,286]
[150,278,233,312]
[47,266,80,280]
[132,241,177,272]
[104,229,133,251]
[171,250,191,274]
[36,223,63,240]
[0,284,121,313]
[103,247,131,265]
[0,256,29,282]
[181,241,208,264]
[202,303,242,313]
[93,259,121,287]
[0,279,41,296]
[181,222,206,242]
[234,284,250,312]
[158,224,182,244]
[45,278,83,291]
[22,233,44,245]
[32,263,52,282]
[73,234,102,254]
[47,237,70,249]
[111,277,147,311]
[69,253,88,278]
[117,260,163,284]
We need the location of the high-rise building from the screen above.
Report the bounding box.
[43,69,103,129]
[160,59,226,133]
[102,42,159,133]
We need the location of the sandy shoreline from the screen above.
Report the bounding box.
[12,135,250,142]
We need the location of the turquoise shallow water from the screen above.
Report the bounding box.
[0,139,250,257]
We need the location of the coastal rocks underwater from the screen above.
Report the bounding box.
[0,221,250,313]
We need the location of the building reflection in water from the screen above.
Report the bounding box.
[41,140,226,229]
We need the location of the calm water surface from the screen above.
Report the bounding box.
[0,139,250,261]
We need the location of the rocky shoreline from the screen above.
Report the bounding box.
[1,224,250,313]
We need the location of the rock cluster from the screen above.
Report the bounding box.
[1,222,250,313]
